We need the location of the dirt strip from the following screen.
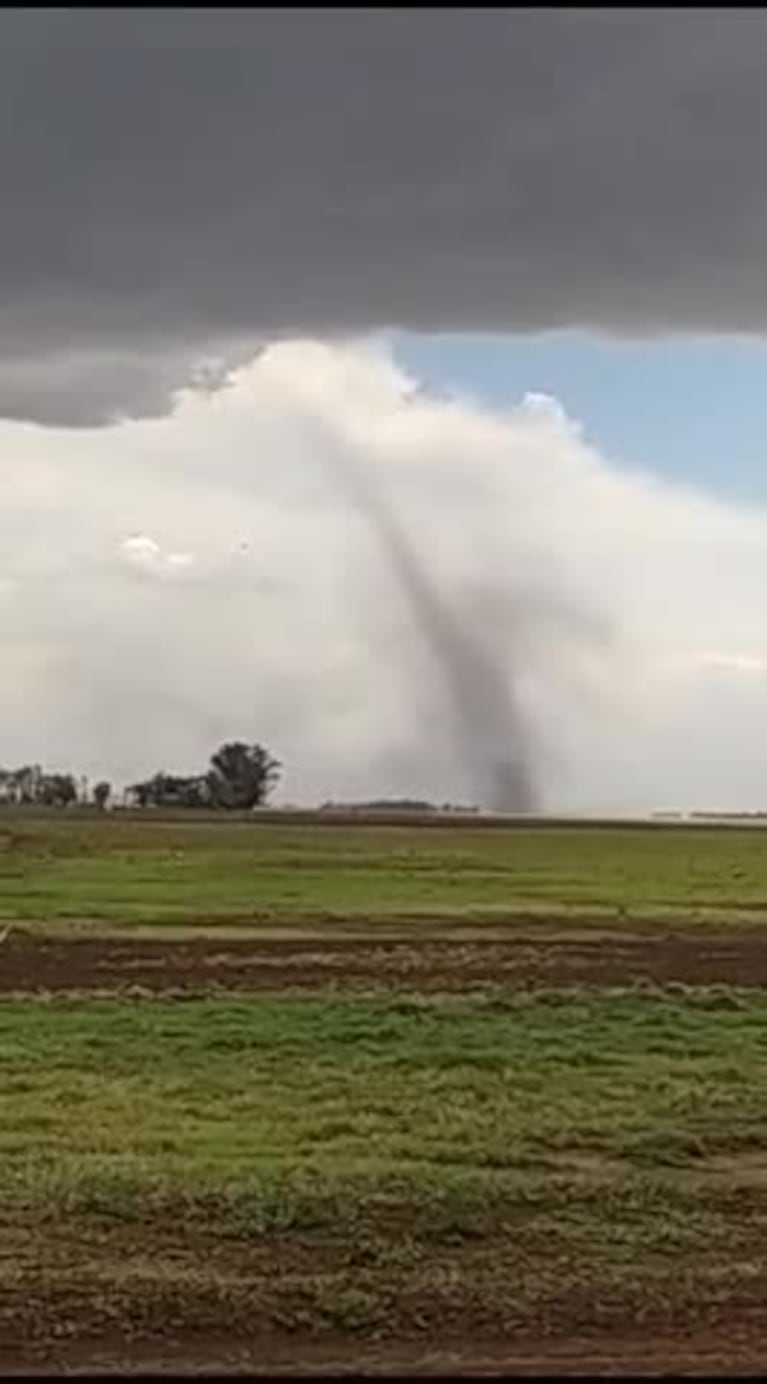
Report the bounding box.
[1,925,767,993]
[8,1324,767,1376]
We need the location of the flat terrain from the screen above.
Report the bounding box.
[7,924,767,995]
[7,812,767,929]
[4,813,767,1373]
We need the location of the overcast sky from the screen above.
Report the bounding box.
[2,10,767,810]
[3,9,767,424]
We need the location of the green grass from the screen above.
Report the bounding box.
[4,990,764,1184]
[4,989,767,1347]
[4,814,767,931]
[5,813,767,1357]
[4,989,767,1186]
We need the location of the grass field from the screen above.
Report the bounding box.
[4,812,767,1371]
[5,814,767,929]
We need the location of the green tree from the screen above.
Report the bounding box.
[208,741,281,810]
[128,771,213,810]
[93,780,111,811]
[11,765,42,804]
[37,772,78,808]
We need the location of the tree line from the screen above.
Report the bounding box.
[0,742,281,812]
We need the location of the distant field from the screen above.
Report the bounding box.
[3,813,767,931]
[3,812,767,1371]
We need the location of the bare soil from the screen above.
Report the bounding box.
[7,1286,767,1376]
[11,1329,767,1376]
[1,923,767,995]
[5,1213,767,1377]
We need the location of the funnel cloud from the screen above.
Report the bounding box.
[327,444,537,812]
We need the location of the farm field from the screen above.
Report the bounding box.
[4,813,767,1372]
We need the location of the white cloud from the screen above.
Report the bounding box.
[696,653,767,677]
[119,535,195,578]
[0,337,766,811]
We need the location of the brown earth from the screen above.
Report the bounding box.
[6,1208,767,1376]
[11,1329,767,1376]
[1,923,767,994]
[7,1270,767,1377]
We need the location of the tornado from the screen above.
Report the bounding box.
[328,447,538,813]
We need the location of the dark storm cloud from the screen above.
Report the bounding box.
[3,9,767,422]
